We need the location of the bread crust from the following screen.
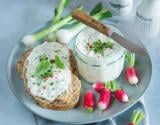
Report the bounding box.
[16,43,81,110]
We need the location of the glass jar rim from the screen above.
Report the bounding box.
[73,24,126,66]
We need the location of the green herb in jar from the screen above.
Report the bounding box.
[90,39,114,55]
[50,82,54,86]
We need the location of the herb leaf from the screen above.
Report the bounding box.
[103,40,113,49]
[55,55,65,69]
[90,39,114,55]
[90,39,103,54]
[33,54,64,79]
[39,54,48,62]
[33,60,52,78]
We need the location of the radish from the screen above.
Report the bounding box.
[125,67,138,85]
[105,81,129,103]
[128,110,144,125]
[114,89,129,102]
[83,90,95,113]
[92,81,104,93]
[98,88,111,110]
[125,52,138,85]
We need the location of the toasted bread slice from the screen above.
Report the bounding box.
[16,43,81,110]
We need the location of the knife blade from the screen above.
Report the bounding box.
[71,9,146,55]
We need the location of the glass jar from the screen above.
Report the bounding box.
[73,25,126,83]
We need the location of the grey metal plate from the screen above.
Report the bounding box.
[7,22,152,124]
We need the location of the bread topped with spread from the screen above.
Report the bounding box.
[16,42,81,110]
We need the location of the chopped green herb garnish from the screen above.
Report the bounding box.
[37,83,41,86]
[39,54,48,62]
[55,55,65,69]
[50,59,55,64]
[90,39,114,55]
[54,49,61,53]
[50,82,54,86]
[33,60,52,79]
[33,54,64,79]
[103,41,113,49]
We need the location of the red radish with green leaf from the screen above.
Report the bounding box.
[128,110,144,125]
[93,81,104,93]
[125,52,138,85]
[83,90,95,113]
[98,88,111,110]
[106,81,129,103]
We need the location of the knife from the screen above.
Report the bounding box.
[71,9,146,55]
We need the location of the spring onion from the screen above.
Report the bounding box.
[22,2,112,47]
[22,14,72,47]
[52,0,72,24]
[56,9,112,44]
[48,0,72,42]
[90,2,103,16]
[128,110,144,125]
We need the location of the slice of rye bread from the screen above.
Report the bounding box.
[16,46,81,110]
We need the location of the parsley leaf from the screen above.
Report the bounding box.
[33,60,52,78]
[90,39,114,55]
[33,54,65,79]
[55,55,64,69]
[103,41,113,49]
[39,54,48,62]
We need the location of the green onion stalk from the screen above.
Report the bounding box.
[22,14,72,47]
[22,2,112,47]
[56,9,112,44]
[128,110,144,125]
[48,0,72,42]
[52,0,72,24]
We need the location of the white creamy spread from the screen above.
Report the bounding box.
[25,42,71,101]
[76,28,121,60]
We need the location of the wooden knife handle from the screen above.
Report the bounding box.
[71,9,112,36]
